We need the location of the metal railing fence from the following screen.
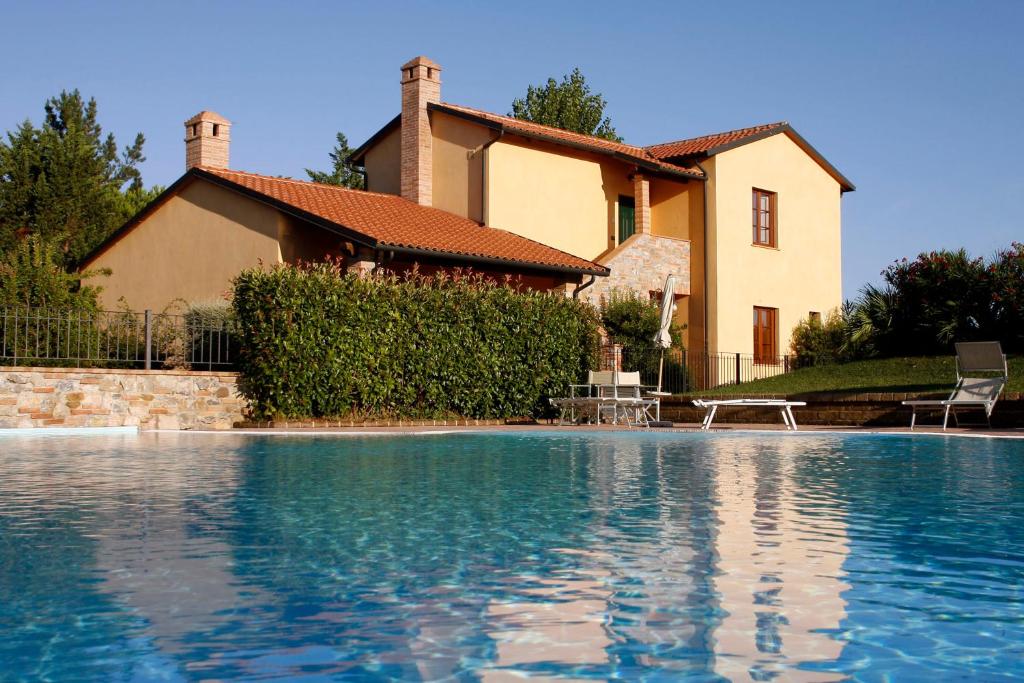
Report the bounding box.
[0,308,237,370]
[613,344,795,393]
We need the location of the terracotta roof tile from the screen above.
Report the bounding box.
[432,103,704,178]
[645,122,788,159]
[197,167,607,275]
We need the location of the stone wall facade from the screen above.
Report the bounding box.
[0,367,246,430]
[585,233,691,306]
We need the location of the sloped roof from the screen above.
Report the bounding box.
[432,103,705,178]
[349,103,704,179]
[645,122,787,158]
[85,167,608,276]
[646,122,855,192]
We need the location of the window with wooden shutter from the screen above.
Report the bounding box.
[753,306,778,364]
[752,188,777,247]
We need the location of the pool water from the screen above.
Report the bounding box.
[1,431,1023,681]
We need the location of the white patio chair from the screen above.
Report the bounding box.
[903,341,1008,430]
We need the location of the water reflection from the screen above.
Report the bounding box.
[709,436,849,681]
[1,432,1022,680]
[481,550,613,681]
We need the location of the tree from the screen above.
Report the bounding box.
[0,235,107,310]
[0,90,153,266]
[305,132,364,189]
[511,68,621,142]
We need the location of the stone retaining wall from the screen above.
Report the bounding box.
[662,392,1024,427]
[0,367,246,430]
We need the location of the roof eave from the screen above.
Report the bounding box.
[429,103,704,181]
[778,126,856,193]
[192,168,379,248]
[657,124,855,192]
[347,114,401,166]
[381,242,609,277]
[81,172,199,268]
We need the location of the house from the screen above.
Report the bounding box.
[350,56,854,358]
[87,55,853,361]
[83,117,608,313]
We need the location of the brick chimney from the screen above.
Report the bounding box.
[400,56,441,205]
[184,111,231,170]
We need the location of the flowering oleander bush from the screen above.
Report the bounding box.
[791,244,1024,365]
[232,261,600,420]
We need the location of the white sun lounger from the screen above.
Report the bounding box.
[692,398,807,431]
[903,341,1008,430]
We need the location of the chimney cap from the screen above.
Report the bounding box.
[400,55,441,71]
[185,110,231,126]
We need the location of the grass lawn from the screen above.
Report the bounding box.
[692,355,1023,396]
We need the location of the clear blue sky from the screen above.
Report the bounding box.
[2,0,1021,296]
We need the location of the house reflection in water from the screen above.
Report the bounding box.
[481,550,613,682]
[473,436,850,680]
[710,436,850,682]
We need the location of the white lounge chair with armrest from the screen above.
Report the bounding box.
[597,371,660,428]
[691,398,807,431]
[903,341,1008,430]
[550,370,615,425]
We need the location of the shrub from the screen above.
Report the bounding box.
[991,242,1024,351]
[790,309,856,367]
[794,245,1024,363]
[599,288,682,356]
[232,263,601,420]
[876,249,993,355]
[0,235,106,310]
[0,236,109,365]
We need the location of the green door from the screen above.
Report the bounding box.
[618,195,635,245]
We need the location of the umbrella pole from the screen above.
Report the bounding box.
[656,350,666,421]
[657,350,665,393]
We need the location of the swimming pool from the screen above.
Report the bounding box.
[0,431,1022,681]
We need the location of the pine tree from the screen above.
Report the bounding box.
[511,68,621,142]
[305,132,365,189]
[0,90,155,266]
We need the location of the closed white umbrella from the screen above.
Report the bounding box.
[653,275,677,400]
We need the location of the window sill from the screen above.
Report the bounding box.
[751,243,779,251]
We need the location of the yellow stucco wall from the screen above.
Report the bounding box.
[278,214,344,264]
[651,180,705,350]
[707,133,842,356]
[364,126,401,195]
[88,181,284,311]
[485,136,633,261]
[431,111,492,221]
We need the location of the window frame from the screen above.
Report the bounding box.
[618,195,636,245]
[753,306,778,365]
[752,188,777,248]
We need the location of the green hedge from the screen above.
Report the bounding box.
[232,263,600,420]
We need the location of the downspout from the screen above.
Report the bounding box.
[695,160,710,353]
[470,130,504,225]
[572,274,597,300]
